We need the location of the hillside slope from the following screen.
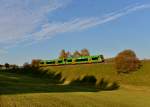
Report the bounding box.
[1,71,150,107]
[0,61,150,107]
[45,61,150,86]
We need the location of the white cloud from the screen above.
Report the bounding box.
[0,2,150,50]
[30,4,150,42]
[0,0,70,47]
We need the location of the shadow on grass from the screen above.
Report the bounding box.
[0,68,119,95]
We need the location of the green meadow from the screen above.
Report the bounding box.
[0,61,150,107]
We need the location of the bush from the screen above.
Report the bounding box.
[115,49,141,74]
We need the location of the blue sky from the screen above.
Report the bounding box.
[0,0,150,65]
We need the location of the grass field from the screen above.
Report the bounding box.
[0,61,150,107]
[45,61,150,86]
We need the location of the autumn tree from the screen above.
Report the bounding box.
[59,49,68,59]
[59,48,90,58]
[80,48,90,56]
[23,62,31,69]
[66,51,72,58]
[31,59,41,67]
[115,49,141,74]
[73,51,81,58]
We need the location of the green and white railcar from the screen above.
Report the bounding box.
[40,55,104,66]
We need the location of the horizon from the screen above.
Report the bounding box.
[0,0,150,65]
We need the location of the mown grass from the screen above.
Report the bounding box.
[0,61,150,107]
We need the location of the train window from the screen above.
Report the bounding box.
[92,57,98,60]
[58,60,63,63]
[76,58,88,62]
[82,58,88,61]
[75,59,80,62]
[46,61,55,64]
[67,59,72,62]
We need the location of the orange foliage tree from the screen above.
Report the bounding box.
[59,49,69,59]
[73,51,81,58]
[80,48,90,56]
[31,59,41,67]
[115,49,141,74]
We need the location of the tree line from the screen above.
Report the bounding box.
[59,48,90,59]
[0,63,18,70]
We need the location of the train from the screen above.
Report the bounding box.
[39,55,104,66]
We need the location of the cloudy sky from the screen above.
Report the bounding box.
[0,0,150,65]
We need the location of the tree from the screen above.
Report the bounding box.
[59,49,68,59]
[66,51,72,58]
[115,49,141,74]
[5,63,9,69]
[73,51,81,58]
[31,59,41,67]
[80,48,90,56]
[23,62,31,69]
[11,64,18,69]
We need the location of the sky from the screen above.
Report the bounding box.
[0,0,150,65]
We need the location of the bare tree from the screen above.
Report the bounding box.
[66,51,72,58]
[73,51,81,58]
[80,48,90,56]
[59,49,68,59]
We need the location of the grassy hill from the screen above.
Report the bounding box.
[44,60,150,86]
[0,60,150,107]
